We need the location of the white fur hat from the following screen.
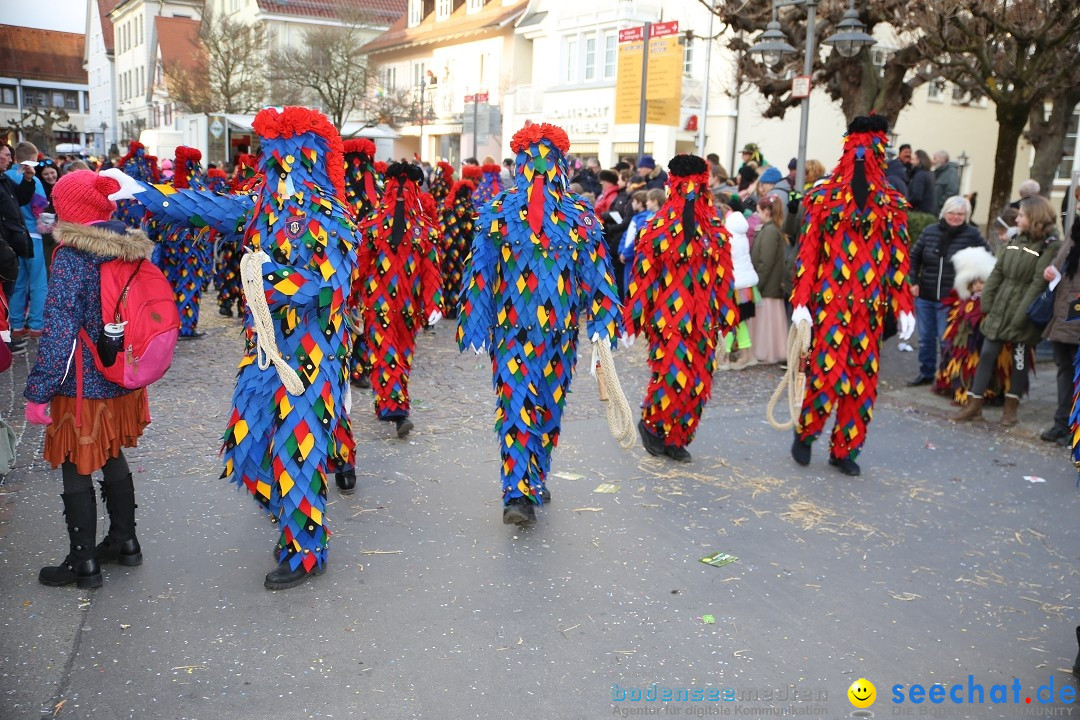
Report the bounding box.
[951,246,996,299]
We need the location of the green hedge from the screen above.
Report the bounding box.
[907,212,938,247]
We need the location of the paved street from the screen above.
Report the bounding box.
[0,310,1077,720]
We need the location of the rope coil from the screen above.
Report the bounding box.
[239,250,305,396]
[592,340,636,449]
[766,321,812,431]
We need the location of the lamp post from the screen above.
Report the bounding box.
[749,0,875,191]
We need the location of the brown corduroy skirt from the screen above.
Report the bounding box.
[43,390,150,475]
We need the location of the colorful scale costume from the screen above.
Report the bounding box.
[791,117,914,463]
[154,146,210,337]
[135,108,356,587]
[457,123,620,509]
[355,162,443,425]
[934,289,987,403]
[429,161,455,206]
[624,154,738,454]
[474,163,504,206]
[438,179,476,318]
[1071,345,1080,483]
[202,168,229,293]
[215,154,259,317]
[343,140,384,386]
[114,141,158,229]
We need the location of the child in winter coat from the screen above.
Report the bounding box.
[721,210,760,370]
[619,188,663,298]
[934,246,998,403]
[25,170,156,589]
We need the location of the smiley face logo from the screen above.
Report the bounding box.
[848,678,876,708]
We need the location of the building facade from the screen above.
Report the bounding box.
[0,25,91,154]
[85,0,119,156]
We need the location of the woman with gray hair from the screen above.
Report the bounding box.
[907,195,990,386]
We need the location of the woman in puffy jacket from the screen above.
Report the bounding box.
[951,195,1061,427]
[721,210,759,370]
[907,195,989,386]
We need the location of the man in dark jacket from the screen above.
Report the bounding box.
[907,196,990,385]
[636,155,668,190]
[0,143,34,261]
[571,156,602,196]
[932,151,960,215]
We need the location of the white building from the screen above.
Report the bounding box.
[0,24,91,154]
[109,0,202,149]
[85,0,119,156]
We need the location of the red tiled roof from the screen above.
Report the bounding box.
[155,16,203,75]
[0,24,87,84]
[362,0,524,54]
[98,0,121,54]
[256,0,406,24]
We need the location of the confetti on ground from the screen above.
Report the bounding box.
[1023,476,1046,483]
[593,483,620,493]
[702,615,715,624]
[925,442,936,450]
[700,551,738,568]
[553,472,585,481]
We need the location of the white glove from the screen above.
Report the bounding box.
[898,311,916,341]
[590,331,601,343]
[791,305,812,327]
[100,168,146,201]
[470,343,486,355]
[620,333,634,349]
[427,310,442,326]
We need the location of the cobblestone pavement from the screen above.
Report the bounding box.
[0,308,1076,719]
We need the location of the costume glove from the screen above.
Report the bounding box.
[25,402,52,426]
[791,305,812,327]
[100,168,147,201]
[427,310,442,326]
[619,333,635,349]
[898,311,916,341]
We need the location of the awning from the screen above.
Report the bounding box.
[569,142,599,155]
[612,142,653,155]
[398,123,463,137]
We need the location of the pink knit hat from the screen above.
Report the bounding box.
[51,170,121,224]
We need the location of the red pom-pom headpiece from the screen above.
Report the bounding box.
[207,168,227,179]
[461,165,483,180]
[481,163,502,175]
[343,138,377,159]
[175,146,202,165]
[510,123,570,154]
[253,106,346,201]
[444,179,475,210]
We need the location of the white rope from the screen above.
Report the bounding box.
[766,321,812,431]
[239,250,305,396]
[592,340,636,449]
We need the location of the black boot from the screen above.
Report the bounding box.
[40,491,103,589]
[664,445,692,463]
[502,496,536,525]
[335,468,356,493]
[218,304,233,317]
[96,474,142,566]
[828,455,862,476]
[791,434,812,466]
[264,560,325,590]
[637,419,666,457]
[351,372,371,389]
[1073,625,1080,679]
[539,487,552,504]
[395,417,414,438]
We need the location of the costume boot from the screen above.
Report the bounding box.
[950,394,983,422]
[96,474,142,566]
[999,394,1020,428]
[40,491,103,588]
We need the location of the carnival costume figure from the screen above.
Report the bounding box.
[474,163,504,206]
[113,141,158,229]
[457,122,621,526]
[438,179,476,318]
[429,160,455,206]
[343,139,384,390]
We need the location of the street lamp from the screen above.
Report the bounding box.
[749,0,875,191]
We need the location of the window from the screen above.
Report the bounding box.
[229,0,239,11]
[927,78,945,102]
[436,0,451,20]
[152,103,160,127]
[1058,110,1079,181]
[384,67,397,90]
[684,38,694,75]
[604,33,616,79]
[64,92,78,110]
[584,35,597,81]
[408,0,422,27]
[564,38,578,84]
[82,91,89,111]
[0,86,15,106]
[951,84,968,103]
[164,102,172,126]
[467,0,483,11]
[413,62,427,88]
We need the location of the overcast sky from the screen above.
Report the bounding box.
[1,0,88,34]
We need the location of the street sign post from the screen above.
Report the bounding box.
[615,20,682,160]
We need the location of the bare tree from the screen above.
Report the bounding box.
[707,0,932,127]
[1026,89,1080,198]
[182,8,268,113]
[5,107,74,155]
[917,0,1080,227]
[162,55,214,115]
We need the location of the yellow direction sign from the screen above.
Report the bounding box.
[615,21,682,127]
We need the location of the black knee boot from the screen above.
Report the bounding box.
[96,474,142,566]
[40,491,103,588]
